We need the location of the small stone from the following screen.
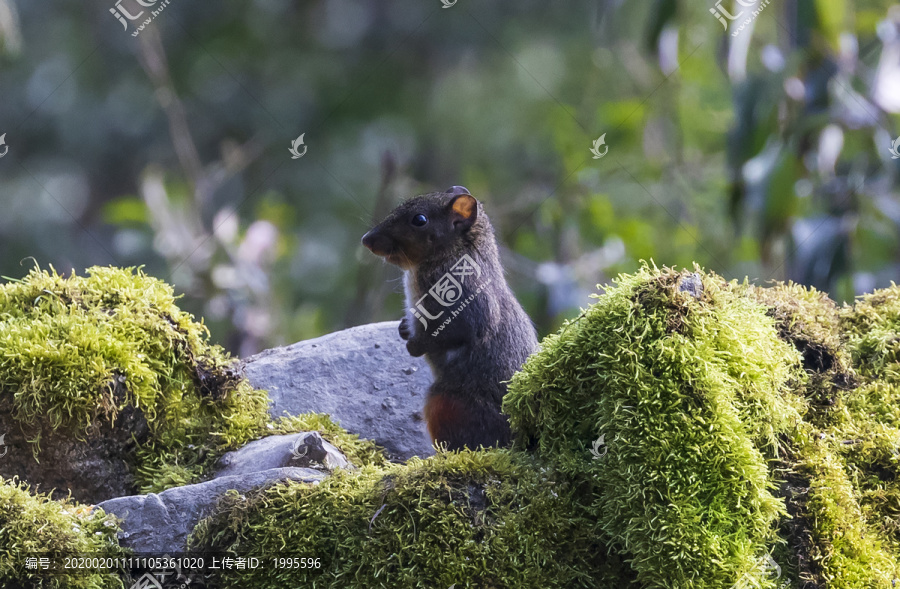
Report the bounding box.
[677,273,704,299]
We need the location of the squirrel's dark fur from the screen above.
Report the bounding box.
[362,186,538,450]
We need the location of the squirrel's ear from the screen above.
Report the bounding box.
[449,193,477,231]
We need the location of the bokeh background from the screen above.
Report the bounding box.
[0,0,898,356]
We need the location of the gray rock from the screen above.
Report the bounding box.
[242,321,434,461]
[95,467,324,553]
[678,272,704,299]
[214,432,350,477]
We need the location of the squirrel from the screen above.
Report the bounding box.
[361,186,538,451]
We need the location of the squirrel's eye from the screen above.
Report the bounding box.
[411,214,428,227]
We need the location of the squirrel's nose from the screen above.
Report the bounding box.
[361,231,375,251]
[362,230,388,254]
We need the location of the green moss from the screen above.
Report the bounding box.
[749,282,900,586]
[0,477,126,589]
[189,449,628,588]
[745,282,856,428]
[841,284,900,383]
[503,265,805,588]
[0,265,270,494]
[267,413,389,468]
[792,425,900,588]
[831,285,900,569]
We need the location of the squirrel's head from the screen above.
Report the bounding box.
[361,186,480,270]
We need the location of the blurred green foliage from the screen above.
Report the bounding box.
[0,0,897,354]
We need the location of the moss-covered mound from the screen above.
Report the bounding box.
[500,268,900,589]
[0,477,125,589]
[816,284,900,585]
[778,284,900,589]
[504,266,807,588]
[0,265,271,495]
[189,449,627,588]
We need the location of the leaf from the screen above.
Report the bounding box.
[102,197,148,225]
[813,0,845,51]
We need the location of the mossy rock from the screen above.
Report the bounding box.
[502,268,900,588]
[0,265,270,501]
[0,477,126,589]
[754,283,900,588]
[189,449,632,588]
[503,265,808,588]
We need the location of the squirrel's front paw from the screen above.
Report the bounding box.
[399,316,413,341]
